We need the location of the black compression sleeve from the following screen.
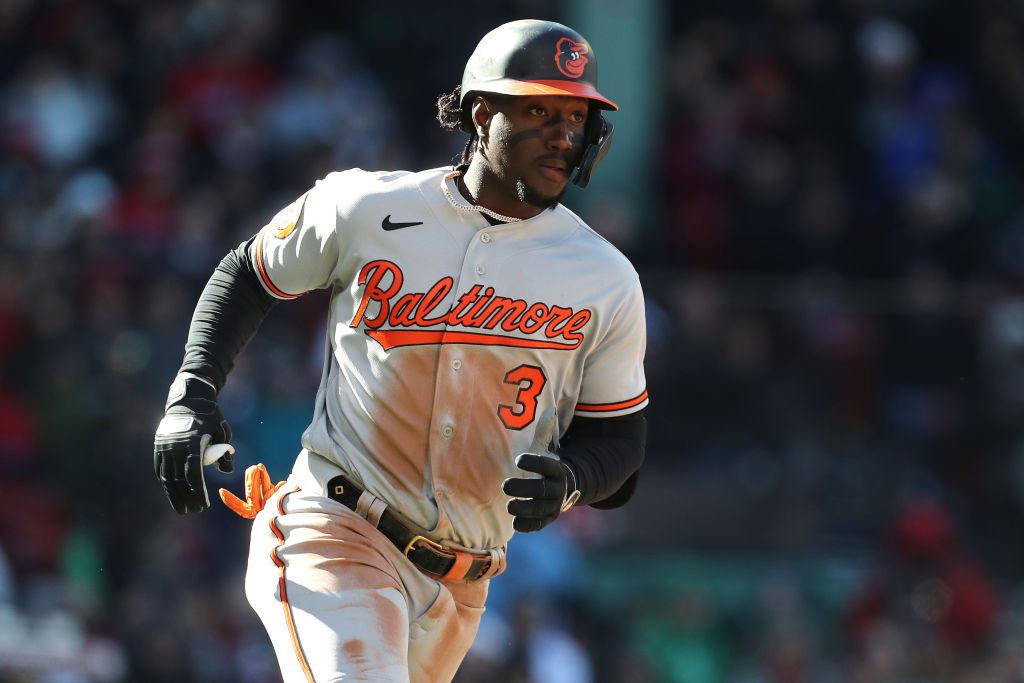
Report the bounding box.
[558,411,646,509]
[590,472,639,510]
[177,237,279,391]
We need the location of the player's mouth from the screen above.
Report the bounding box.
[537,158,569,183]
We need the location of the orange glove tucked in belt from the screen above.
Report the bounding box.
[219,463,285,518]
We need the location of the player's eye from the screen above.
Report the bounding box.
[528,105,547,117]
[570,111,587,125]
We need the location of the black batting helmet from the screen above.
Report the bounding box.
[459,19,618,130]
[459,19,618,188]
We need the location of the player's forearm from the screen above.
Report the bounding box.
[561,436,644,508]
[178,237,278,391]
[589,471,638,509]
[558,411,646,508]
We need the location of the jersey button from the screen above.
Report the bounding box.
[475,265,485,275]
[451,359,462,370]
[480,233,491,243]
[441,425,454,438]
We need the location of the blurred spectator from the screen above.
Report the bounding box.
[266,34,404,178]
[2,52,119,168]
[843,498,998,680]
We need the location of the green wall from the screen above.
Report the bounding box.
[564,0,662,235]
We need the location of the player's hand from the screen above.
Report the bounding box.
[153,373,235,514]
[501,408,581,533]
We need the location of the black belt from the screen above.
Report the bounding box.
[325,474,499,582]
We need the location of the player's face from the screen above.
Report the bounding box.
[483,95,588,211]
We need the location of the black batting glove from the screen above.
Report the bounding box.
[501,407,581,533]
[153,373,234,514]
[502,454,580,532]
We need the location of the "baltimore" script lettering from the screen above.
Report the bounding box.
[350,260,591,347]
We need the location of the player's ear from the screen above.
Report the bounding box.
[471,96,494,138]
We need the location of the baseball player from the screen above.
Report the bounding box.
[153,18,648,683]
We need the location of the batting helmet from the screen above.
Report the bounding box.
[460,19,617,188]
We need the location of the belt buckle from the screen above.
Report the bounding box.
[404,534,443,557]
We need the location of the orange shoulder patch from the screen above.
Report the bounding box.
[270,192,307,239]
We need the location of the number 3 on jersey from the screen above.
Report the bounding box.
[498,365,547,430]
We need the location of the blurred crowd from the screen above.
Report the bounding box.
[2,0,1024,681]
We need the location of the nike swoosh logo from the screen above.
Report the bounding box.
[381,215,424,231]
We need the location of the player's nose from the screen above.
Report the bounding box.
[545,118,573,151]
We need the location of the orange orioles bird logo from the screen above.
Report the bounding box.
[555,37,589,78]
[269,192,307,239]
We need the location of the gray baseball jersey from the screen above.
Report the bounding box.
[249,167,647,549]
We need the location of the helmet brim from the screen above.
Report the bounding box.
[480,79,618,110]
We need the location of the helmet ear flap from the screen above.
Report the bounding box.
[458,90,477,134]
[572,114,614,189]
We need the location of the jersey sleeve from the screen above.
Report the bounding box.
[248,173,344,299]
[575,276,649,418]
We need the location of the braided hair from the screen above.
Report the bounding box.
[436,85,477,166]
